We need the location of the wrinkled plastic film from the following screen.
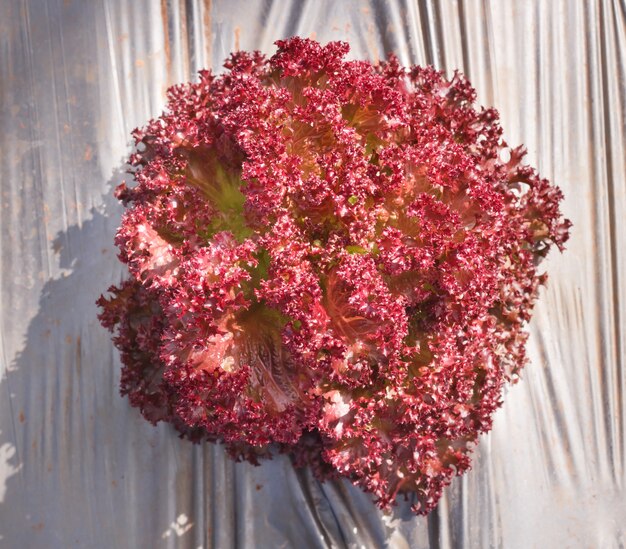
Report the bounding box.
[1,1,624,547]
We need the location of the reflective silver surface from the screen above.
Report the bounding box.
[1,1,624,547]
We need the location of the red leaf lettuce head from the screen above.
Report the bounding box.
[98,37,571,515]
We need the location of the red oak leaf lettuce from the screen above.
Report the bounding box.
[98,37,570,514]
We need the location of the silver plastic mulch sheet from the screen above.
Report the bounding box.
[1,1,624,547]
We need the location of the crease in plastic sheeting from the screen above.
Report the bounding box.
[0,437,21,503]
[1,0,625,547]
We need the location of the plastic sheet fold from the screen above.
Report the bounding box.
[1,1,624,547]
